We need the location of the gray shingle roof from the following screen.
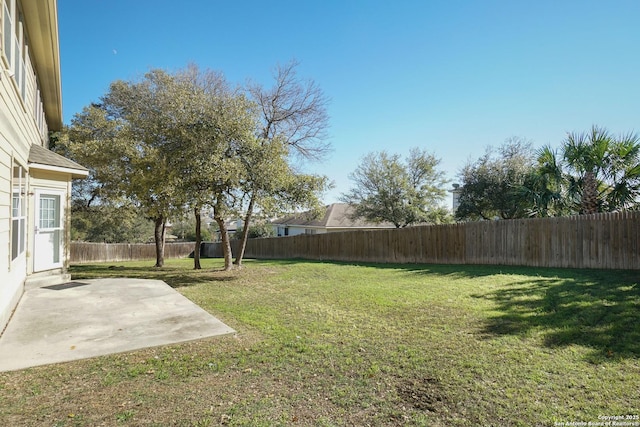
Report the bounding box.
[272,203,395,229]
[28,144,88,176]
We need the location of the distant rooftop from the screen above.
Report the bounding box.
[272,203,395,229]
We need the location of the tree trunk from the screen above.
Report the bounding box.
[233,194,255,267]
[193,206,202,270]
[581,171,599,214]
[153,215,166,268]
[213,205,233,271]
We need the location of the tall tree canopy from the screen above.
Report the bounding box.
[66,70,190,266]
[61,63,330,270]
[456,137,537,221]
[65,67,256,268]
[158,65,260,270]
[248,59,331,161]
[341,148,450,228]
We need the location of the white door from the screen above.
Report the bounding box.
[34,190,64,272]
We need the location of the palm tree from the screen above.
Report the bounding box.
[603,132,640,211]
[562,125,640,214]
[517,145,570,217]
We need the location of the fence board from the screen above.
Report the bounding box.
[70,242,195,264]
[196,212,640,270]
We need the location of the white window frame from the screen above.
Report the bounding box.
[1,0,14,70]
[11,162,27,262]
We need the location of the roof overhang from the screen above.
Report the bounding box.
[21,0,62,131]
[29,162,88,179]
[28,144,88,179]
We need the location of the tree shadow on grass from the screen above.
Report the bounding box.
[334,260,640,361]
[472,270,640,362]
[69,264,239,288]
[293,258,581,280]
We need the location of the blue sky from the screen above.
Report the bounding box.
[59,1,640,206]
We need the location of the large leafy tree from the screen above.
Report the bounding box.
[61,63,329,270]
[151,65,260,271]
[151,64,326,271]
[66,70,196,267]
[52,130,155,242]
[456,137,536,220]
[341,148,450,228]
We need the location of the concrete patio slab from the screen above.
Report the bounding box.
[0,278,235,372]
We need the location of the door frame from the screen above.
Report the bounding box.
[33,188,65,272]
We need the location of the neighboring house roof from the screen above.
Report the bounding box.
[28,144,89,178]
[272,203,395,229]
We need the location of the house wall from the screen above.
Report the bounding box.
[288,226,326,236]
[0,0,57,331]
[275,225,327,237]
[274,225,392,237]
[328,227,395,233]
[0,133,28,332]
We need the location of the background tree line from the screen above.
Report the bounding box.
[455,126,640,221]
[340,125,640,228]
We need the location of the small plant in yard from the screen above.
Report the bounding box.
[0,258,638,426]
[116,409,135,423]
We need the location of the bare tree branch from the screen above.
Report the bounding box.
[248,59,331,161]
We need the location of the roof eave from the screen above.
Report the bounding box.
[22,0,62,131]
[29,162,89,179]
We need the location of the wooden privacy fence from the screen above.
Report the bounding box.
[205,211,640,270]
[70,242,195,264]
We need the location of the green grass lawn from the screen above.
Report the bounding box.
[1,259,639,426]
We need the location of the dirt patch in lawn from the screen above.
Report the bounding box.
[396,376,448,412]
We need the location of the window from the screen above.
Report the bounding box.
[14,14,23,96]
[11,163,26,261]
[1,0,12,67]
[19,41,26,100]
[2,1,42,117]
[38,194,61,265]
[39,195,60,229]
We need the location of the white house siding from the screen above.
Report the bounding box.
[0,70,35,331]
[287,227,317,237]
[0,0,62,331]
[0,130,32,332]
[274,225,392,237]
[275,226,328,237]
[0,134,28,331]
